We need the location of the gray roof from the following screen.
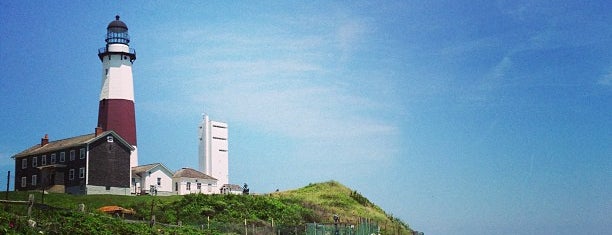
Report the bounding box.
[173,168,217,180]
[222,184,243,191]
[12,131,133,159]
[132,163,172,178]
[107,15,128,31]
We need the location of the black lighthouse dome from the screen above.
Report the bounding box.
[105,15,130,44]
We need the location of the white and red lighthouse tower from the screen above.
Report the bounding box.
[97,15,138,167]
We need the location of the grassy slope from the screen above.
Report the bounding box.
[272,181,412,233]
[1,181,412,234]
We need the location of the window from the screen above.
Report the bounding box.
[70,150,75,161]
[212,125,226,129]
[21,177,26,188]
[219,149,228,152]
[107,136,114,142]
[157,177,161,186]
[175,182,178,191]
[32,175,37,186]
[59,152,65,162]
[41,155,47,165]
[186,182,191,190]
[213,137,227,140]
[22,159,27,169]
[32,157,37,167]
[79,167,85,178]
[79,148,86,159]
[197,183,201,190]
[50,153,56,164]
[69,169,75,180]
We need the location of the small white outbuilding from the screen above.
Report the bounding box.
[173,167,218,195]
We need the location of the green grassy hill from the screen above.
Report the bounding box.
[0,181,412,234]
[271,181,411,232]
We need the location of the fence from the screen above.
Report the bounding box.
[305,221,379,235]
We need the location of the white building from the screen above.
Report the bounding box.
[131,163,173,196]
[198,114,228,193]
[173,168,218,195]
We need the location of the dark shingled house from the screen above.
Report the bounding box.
[12,128,133,195]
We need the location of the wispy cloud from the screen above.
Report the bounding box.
[598,69,612,87]
[138,11,400,162]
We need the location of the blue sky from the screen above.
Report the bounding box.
[1,1,611,234]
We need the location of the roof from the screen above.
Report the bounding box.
[173,168,217,180]
[12,131,133,159]
[107,15,128,31]
[222,184,243,191]
[132,163,173,178]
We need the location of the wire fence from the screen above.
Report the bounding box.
[305,221,379,235]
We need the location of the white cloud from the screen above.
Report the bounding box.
[598,69,612,86]
[137,12,400,163]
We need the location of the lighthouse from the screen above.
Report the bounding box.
[97,15,138,167]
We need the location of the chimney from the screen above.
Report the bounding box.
[95,127,104,137]
[41,134,49,146]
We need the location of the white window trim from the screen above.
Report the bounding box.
[79,148,86,159]
[51,153,56,164]
[22,159,27,169]
[70,150,75,161]
[79,167,85,178]
[69,169,75,180]
[59,152,65,162]
[32,175,37,186]
[21,177,26,188]
[41,155,47,166]
[32,157,37,167]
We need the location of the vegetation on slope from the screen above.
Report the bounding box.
[271,181,411,233]
[0,181,412,234]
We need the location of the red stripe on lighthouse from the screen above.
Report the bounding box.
[97,99,137,146]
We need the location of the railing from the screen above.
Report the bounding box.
[98,47,136,55]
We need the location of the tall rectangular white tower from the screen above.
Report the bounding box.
[198,115,229,191]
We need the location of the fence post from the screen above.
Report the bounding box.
[5,171,9,200]
[27,194,34,217]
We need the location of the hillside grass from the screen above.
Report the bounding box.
[271,181,411,232]
[0,181,412,234]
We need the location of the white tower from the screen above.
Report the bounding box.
[198,114,229,190]
[97,15,138,168]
